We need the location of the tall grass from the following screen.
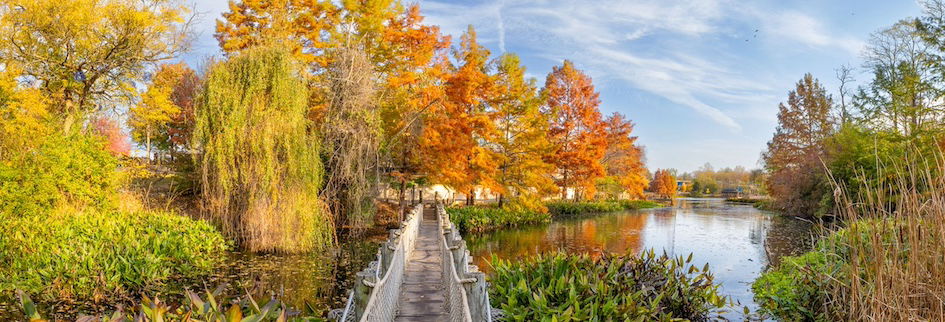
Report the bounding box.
[753,151,945,320]
[824,154,945,320]
[194,46,332,253]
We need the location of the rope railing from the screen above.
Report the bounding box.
[436,202,493,322]
[333,202,494,322]
[337,203,423,322]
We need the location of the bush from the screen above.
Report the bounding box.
[0,133,119,216]
[490,251,728,321]
[0,209,228,301]
[447,206,550,233]
[751,251,839,321]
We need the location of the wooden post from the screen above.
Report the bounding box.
[464,270,490,322]
[352,266,376,320]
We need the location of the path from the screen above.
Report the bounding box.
[395,206,448,321]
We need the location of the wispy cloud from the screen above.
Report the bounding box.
[419,0,866,132]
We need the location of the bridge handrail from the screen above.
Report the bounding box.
[340,203,423,322]
[436,202,493,322]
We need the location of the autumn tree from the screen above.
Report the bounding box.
[216,0,338,75]
[600,112,648,199]
[490,53,556,208]
[130,63,198,162]
[650,169,676,199]
[91,116,131,157]
[0,0,191,129]
[543,60,607,201]
[422,26,498,205]
[763,74,835,216]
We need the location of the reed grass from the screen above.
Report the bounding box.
[754,150,945,320]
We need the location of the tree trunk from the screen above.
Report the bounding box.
[466,189,476,206]
[498,193,504,208]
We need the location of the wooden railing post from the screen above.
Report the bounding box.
[352,264,377,321]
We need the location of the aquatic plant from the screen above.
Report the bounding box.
[194,46,331,253]
[0,209,227,302]
[490,250,728,321]
[17,285,322,322]
[545,200,661,217]
[447,206,551,233]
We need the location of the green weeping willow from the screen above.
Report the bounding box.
[194,46,332,253]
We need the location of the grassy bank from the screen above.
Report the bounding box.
[490,251,727,320]
[545,200,663,217]
[448,200,663,234]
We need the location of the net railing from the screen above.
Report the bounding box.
[436,203,493,322]
[337,203,422,322]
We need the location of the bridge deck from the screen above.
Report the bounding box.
[395,206,448,321]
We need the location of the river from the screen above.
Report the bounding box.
[465,198,814,319]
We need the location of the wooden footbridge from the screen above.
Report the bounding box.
[336,203,494,322]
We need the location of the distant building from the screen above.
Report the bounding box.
[721,187,743,198]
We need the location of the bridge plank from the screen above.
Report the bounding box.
[395,206,450,319]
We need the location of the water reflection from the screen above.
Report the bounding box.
[466,198,812,318]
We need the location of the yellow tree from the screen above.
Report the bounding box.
[216,0,339,74]
[601,112,648,199]
[422,26,498,205]
[490,53,556,208]
[543,60,607,201]
[0,65,52,159]
[0,0,190,125]
[129,63,195,162]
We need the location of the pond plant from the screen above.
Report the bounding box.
[490,250,728,321]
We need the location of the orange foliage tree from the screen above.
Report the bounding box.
[490,53,556,208]
[421,26,498,205]
[650,169,677,198]
[543,60,606,201]
[215,0,339,73]
[762,74,834,215]
[601,112,648,199]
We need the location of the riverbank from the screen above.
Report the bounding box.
[447,200,664,233]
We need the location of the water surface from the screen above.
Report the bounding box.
[466,198,813,318]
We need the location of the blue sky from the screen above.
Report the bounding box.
[181,0,922,173]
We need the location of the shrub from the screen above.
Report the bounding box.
[490,251,728,321]
[0,209,228,301]
[751,251,840,321]
[0,133,119,216]
[447,206,550,233]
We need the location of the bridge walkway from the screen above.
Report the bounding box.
[394,206,448,321]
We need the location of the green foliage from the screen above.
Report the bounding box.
[0,132,119,216]
[545,200,661,217]
[751,219,904,321]
[0,209,227,301]
[447,205,551,233]
[751,251,839,321]
[490,251,728,321]
[18,285,324,322]
[194,46,330,253]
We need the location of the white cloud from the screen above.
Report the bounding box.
[417,0,868,132]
